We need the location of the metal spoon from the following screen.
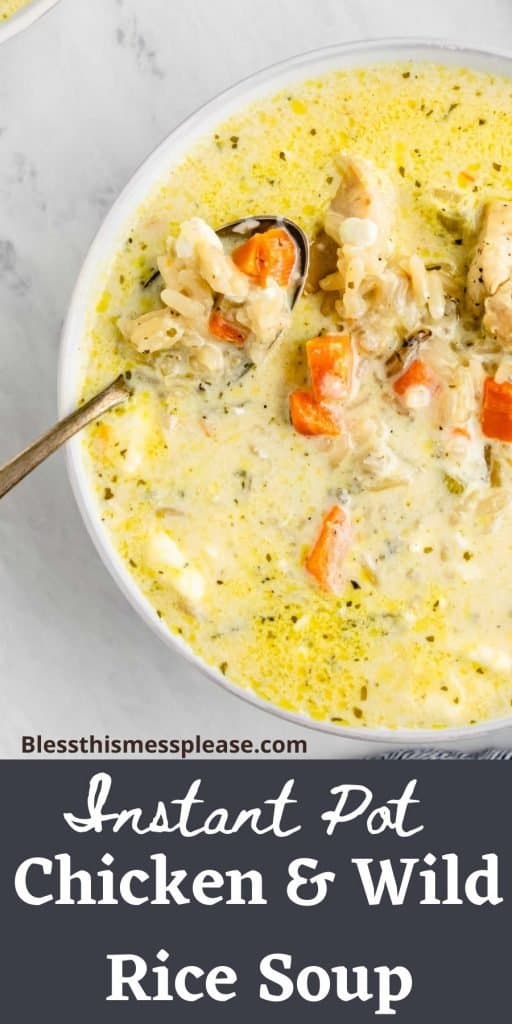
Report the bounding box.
[0,216,309,499]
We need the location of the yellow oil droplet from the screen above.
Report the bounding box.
[394,141,405,163]
[96,291,111,313]
[458,170,476,188]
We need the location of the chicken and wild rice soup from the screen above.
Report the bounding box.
[81,62,512,731]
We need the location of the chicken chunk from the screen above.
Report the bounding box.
[238,280,291,354]
[467,201,512,343]
[118,308,185,354]
[325,154,396,261]
[483,279,512,348]
[175,218,250,302]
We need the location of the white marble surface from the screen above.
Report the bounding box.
[1,0,512,757]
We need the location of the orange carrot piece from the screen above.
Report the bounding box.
[232,227,296,287]
[481,377,512,442]
[208,310,247,345]
[305,505,353,594]
[306,334,354,403]
[289,390,340,436]
[393,358,438,397]
[231,236,262,282]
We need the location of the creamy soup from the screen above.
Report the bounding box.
[80,62,512,731]
[0,0,32,19]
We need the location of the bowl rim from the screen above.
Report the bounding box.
[0,0,60,45]
[59,36,512,746]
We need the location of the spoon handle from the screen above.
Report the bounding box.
[0,374,131,500]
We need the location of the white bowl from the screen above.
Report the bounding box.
[0,0,60,44]
[59,38,512,747]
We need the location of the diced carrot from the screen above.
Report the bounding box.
[208,310,247,345]
[306,334,354,403]
[232,227,296,287]
[452,426,470,439]
[232,236,262,282]
[481,377,512,442]
[393,359,438,397]
[305,505,353,594]
[289,390,340,436]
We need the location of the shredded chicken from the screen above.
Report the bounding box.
[483,279,512,347]
[175,218,250,302]
[236,281,291,354]
[118,308,185,354]
[467,201,512,346]
[325,154,396,260]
